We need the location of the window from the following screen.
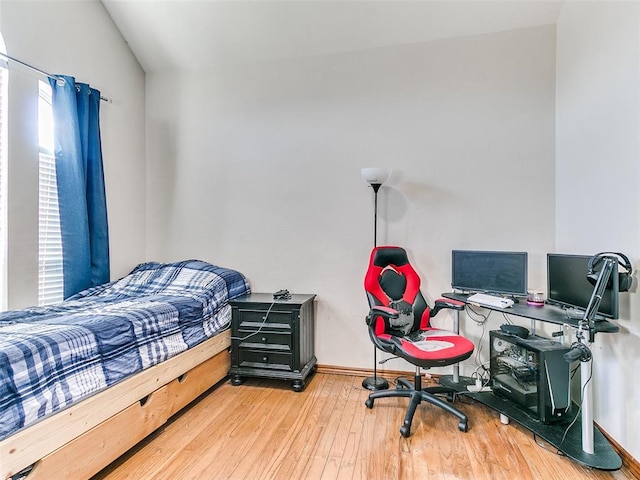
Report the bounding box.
[38,80,63,305]
[0,35,7,310]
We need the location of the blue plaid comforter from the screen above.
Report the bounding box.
[0,259,250,441]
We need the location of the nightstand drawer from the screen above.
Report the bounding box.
[236,309,293,331]
[236,330,292,351]
[238,349,293,371]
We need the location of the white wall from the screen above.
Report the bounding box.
[146,25,557,373]
[556,1,640,461]
[0,0,146,307]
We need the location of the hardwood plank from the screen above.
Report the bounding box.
[93,373,636,480]
[253,375,333,480]
[292,374,357,478]
[93,375,243,480]
[336,376,369,478]
[157,380,281,480]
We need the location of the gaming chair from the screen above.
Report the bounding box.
[363,246,474,437]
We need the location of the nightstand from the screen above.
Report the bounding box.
[229,293,317,392]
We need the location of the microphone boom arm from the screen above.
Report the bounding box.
[580,257,615,342]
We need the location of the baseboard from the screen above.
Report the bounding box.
[315,364,639,472]
[316,364,417,380]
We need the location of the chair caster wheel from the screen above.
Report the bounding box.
[365,398,374,409]
[400,425,411,438]
[458,420,468,432]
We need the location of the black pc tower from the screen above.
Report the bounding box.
[490,330,572,423]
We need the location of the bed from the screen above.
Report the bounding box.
[0,259,250,480]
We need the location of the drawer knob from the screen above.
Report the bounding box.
[261,337,267,343]
[263,356,268,362]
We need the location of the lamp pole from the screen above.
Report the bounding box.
[361,174,389,391]
[372,183,381,247]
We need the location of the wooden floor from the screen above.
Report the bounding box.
[92,373,635,480]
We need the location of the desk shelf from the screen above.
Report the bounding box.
[440,292,622,471]
[439,375,622,471]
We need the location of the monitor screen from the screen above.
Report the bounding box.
[451,250,528,296]
[546,253,619,319]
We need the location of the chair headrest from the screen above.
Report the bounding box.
[372,246,410,268]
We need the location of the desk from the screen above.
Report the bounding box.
[440,292,621,471]
[442,292,619,334]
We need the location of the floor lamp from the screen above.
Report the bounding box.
[361,167,391,391]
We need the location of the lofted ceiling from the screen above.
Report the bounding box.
[101,0,564,73]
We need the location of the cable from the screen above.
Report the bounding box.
[501,312,514,325]
[533,433,564,456]
[464,304,491,325]
[474,322,487,368]
[230,301,276,341]
[469,359,491,389]
[570,364,580,379]
[464,305,492,379]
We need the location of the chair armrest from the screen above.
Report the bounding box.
[431,298,465,318]
[365,305,399,326]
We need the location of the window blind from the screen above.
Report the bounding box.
[38,81,63,305]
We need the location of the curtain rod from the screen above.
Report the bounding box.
[0,52,112,104]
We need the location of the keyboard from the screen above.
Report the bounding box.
[467,293,514,309]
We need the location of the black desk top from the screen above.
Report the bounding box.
[441,292,619,334]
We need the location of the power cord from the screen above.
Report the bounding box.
[464,304,491,325]
[465,305,492,371]
[501,312,515,325]
[230,301,276,341]
[533,433,564,456]
[470,360,491,387]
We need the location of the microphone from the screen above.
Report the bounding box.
[563,342,591,363]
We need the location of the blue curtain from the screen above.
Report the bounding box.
[49,75,110,298]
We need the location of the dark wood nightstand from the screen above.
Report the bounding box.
[229,293,317,392]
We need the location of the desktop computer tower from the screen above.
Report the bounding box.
[490,331,572,423]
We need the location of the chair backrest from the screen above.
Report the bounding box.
[364,246,430,335]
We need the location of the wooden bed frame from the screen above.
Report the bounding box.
[1,329,231,480]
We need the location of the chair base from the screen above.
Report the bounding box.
[364,372,468,437]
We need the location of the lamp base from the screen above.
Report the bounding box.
[362,375,389,391]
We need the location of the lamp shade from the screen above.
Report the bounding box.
[361,167,391,185]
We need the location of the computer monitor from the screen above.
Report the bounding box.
[546,253,619,319]
[451,250,528,296]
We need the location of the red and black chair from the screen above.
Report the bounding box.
[364,246,474,437]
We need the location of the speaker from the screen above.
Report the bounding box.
[587,252,633,292]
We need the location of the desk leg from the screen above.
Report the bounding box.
[453,310,460,383]
[581,342,594,454]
